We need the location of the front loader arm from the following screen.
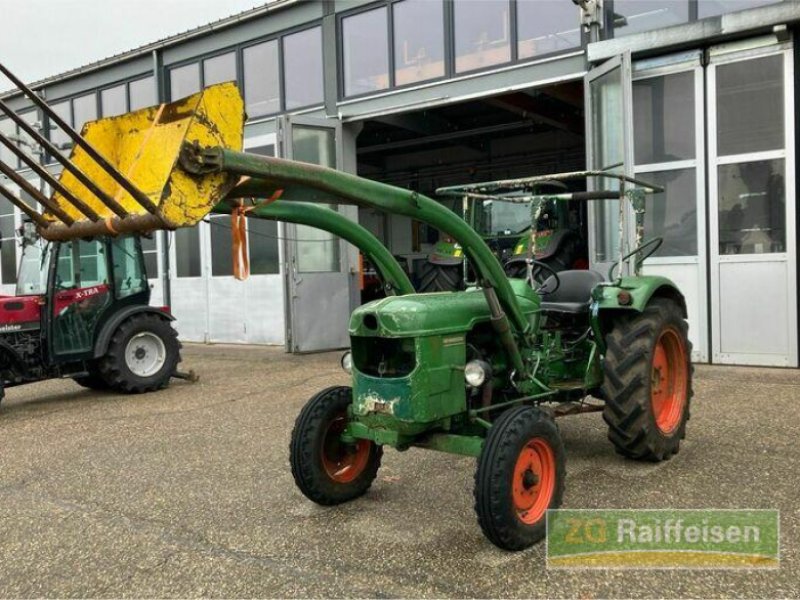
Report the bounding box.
[212,200,414,296]
[214,148,531,338]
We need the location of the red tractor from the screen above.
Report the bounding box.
[0,222,181,403]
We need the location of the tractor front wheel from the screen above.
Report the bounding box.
[98,313,181,393]
[290,386,382,505]
[474,406,565,551]
[601,298,693,461]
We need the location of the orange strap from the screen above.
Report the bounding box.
[232,189,283,281]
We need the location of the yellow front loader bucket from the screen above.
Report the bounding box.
[0,62,244,241]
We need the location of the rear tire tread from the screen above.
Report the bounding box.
[98,313,181,394]
[601,298,693,461]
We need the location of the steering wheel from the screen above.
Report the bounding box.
[528,260,560,295]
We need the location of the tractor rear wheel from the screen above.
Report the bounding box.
[474,406,565,551]
[98,313,181,394]
[601,298,693,461]
[417,261,464,293]
[290,386,382,505]
[73,367,109,391]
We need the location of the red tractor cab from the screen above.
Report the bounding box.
[0,223,180,402]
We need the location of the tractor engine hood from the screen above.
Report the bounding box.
[349,279,540,338]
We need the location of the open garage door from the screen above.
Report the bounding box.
[585,52,635,277]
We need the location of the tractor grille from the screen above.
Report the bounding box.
[352,336,416,378]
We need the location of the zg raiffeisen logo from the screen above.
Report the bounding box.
[546,509,779,569]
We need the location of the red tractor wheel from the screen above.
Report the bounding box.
[602,298,693,461]
[474,406,565,551]
[290,386,382,505]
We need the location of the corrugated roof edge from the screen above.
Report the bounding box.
[0,0,296,101]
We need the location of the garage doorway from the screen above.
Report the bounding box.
[354,80,587,297]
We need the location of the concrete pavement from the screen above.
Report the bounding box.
[0,344,797,598]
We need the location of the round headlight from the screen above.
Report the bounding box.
[464,360,489,387]
[341,351,353,374]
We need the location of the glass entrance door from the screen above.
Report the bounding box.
[708,43,797,366]
[633,52,708,362]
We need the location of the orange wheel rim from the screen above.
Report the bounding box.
[512,438,556,525]
[650,326,688,434]
[321,414,371,483]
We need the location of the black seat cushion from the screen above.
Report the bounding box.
[539,270,604,314]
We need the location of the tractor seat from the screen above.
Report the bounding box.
[539,270,604,314]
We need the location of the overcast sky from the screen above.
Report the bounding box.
[0,0,270,91]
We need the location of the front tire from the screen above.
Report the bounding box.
[601,298,693,461]
[98,313,181,393]
[290,386,382,505]
[474,406,566,551]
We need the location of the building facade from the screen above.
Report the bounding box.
[1,0,798,365]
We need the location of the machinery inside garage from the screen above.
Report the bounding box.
[354,80,588,297]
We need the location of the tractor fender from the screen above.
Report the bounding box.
[590,275,687,350]
[92,306,175,359]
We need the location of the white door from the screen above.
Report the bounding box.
[708,42,797,367]
[170,134,285,345]
[206,134,285,344]
[585,52,635,277]
[278,115,352,353]
[633,52,709,362]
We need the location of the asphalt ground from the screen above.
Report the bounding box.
[0,344,798,598]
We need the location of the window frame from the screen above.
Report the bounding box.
[337,0,585,101]
[163,21,325,117]
[97,74,157,118]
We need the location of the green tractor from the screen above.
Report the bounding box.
[206,153,695,551]
[0,62,692,551]
[419,181,587,293]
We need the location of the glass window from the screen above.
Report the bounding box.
[343,7,390,96]
[210,215,233,276]
[141,235,159,278]
[16,237,48,296]
[716,54,783,156]
[718,159,785,255]
[612,1,689,37]
[393,0,445,86]
[634,71,695,164]
[170,63,201,100]
[640,169,697,257]
[101,84,127,117]
[111,236,147,298]
[283,27,324,110]
[78,239,107,285]
[517,0,580,59]
[204,52,237,87]
[292,125,339,273]
[589,65,624,263]
[0,118,16,167]
[72,93,97,133]
[699,0,783,18]
[48,100,71,150]
[454,0,510,74]
[243,40,281,117]
[245,144,279,275]
[129,77,156,110]
[248,219,280,275]
[175,226,201,277]
[0,196,16,285]
[17,111,39,165]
